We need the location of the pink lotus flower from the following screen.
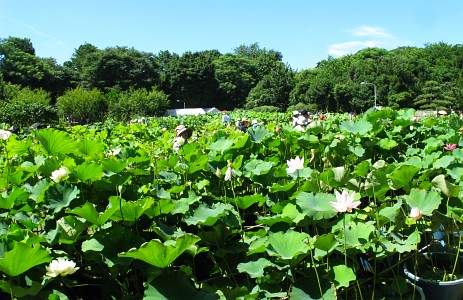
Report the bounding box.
[410,207,422,220]
[444,144,457,151]
[329,190,361,213]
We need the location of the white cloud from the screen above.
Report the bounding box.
[350,26,396,39]
[328,40,382,56]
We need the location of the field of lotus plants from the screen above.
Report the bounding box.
[0,108,462,299]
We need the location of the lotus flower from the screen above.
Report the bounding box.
[286,156,304,174]
[224,161,236,181]
[329,190,361,213]
[410,207,422,220]
[0,129,12,140]
[50,167,69,183]
[108,147,121,156]
[444,144,457,151]
[45,258,79,277]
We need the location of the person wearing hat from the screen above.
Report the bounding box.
[173,125,193,152]
[238,118,249,133]
[291,111,299,127]
[294,109,311,131]
[251,119,260,129]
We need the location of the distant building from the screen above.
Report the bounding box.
[164,107,221,117]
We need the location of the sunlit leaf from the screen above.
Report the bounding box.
[119,234,200,268]
[0,243,50,277]
[35,128,78,156]
[267,230,310,259]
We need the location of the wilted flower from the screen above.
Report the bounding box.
[444,144,457,151]
[45,258,79,277]
[286,156,304,174]
[329,190,361,213]
[224,161,236,181]
[108,147,121,156]
[50,167,69,183]
[215,167,222,178]
[410,207,422,220]
[310,149,316,162]
[0,129,12,140]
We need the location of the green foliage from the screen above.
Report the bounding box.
[56,87,107,124]
[108,87,170,121]
[0,101,57,127]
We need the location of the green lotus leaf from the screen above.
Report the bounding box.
[184,203,234,226]
[329,265,356,288]
[405,188,442,215]
[171,191,202,215]
[78,139,105,157]
[432,175,462,198]
[243,159,273,176]
[296,192,337,220]
[35,128,78,156]
[340,120,372,135]
[102,159,129,173]
[378,138,398,150]
[348,145,365,157]
[388,164,420,192]
[0,187,29,210]
[75,162,104,182]
[314,233,339,257]
[68,201,118,227]
[433,155,455,169]
[248,126,272,143]
[232,194,266,210]
[379,199,402,222]
[267,230,310,260]
[0,243,51,277]
[44,183,80,213]
[119,234,200,268]
[448,167,463,182]
[290,276,336,300]
[109,196,154,223]
[5,137,31,157]
[344,222,375,249]
[210,138,235,154]
[82,227,143,267]
[144,270,218,299]
[237,258,275,278]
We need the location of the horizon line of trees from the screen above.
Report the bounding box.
[1,36,463,126]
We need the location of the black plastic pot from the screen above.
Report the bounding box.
[403,252,463,300]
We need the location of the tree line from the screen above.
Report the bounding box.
[1,36,462,126]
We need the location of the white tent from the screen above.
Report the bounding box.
[164,107,221,117]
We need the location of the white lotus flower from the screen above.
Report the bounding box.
[224,161,236,181]
[410,207,422,220]
[108,147,121,156]
[0,129,12,140]
[286,156,304,174]
[50,167,69,183]
[329,190,361,213]
[45,258,79,277]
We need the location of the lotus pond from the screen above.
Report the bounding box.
[0,108,462,299]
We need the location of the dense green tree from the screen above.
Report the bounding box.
[0,37,49,89]
[413,80,452,111]
[245,63,295,111]
[108,87,170,121]
[213,54,257,109]
[162,50,221,108]
[56,87,107,124]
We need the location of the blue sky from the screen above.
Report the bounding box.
[1,0,462,70]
